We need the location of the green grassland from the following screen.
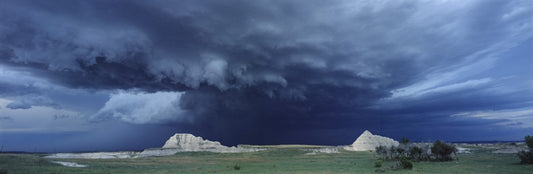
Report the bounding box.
[1,147,532,174]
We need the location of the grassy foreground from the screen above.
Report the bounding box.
[1,147,532,174]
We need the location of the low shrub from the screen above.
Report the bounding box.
[374,168,386,173]
[409,146,423,161]
[397,156,413,170]
[374,160,383,168]
[518,135,533,164]
[233,164,241,170]
[431,140,457,161]
[518,150,533,164]
[375,145,387,160]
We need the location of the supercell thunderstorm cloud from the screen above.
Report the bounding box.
[0,0,532,152]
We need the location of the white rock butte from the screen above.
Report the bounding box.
[344,130,399,151]
[135,133,263,156]
[162,133,223,150]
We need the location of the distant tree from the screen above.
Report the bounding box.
[400,137,409,144]
[396,147,406,157]
[431,140,457,161]
[518,135,533,164]
[409,146,423,161]
[389,146,397,159]
[375,145,387,160]
[525,135,533,149]
[397,137,410,158]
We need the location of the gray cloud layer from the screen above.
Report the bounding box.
[2,0,527,92]
[0,0,532,144]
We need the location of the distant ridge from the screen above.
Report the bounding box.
[451,140,523,144]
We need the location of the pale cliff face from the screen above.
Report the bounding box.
[344,130,399,151]
[157,133,263,153]
[162,133,222,149]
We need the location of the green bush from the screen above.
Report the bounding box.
[525,135,533,149]
[518,135,533,164]
[389,146,397,159]
[233,164,241,170]
[431,140,457,161]
[395,156,413,170]
[518,150,533,164]
[376,144,431,161]
[396,147,406,157]
[374,168,386,173]
[409,146,423,161]
[375,145,387,160]
[374,160,383,168]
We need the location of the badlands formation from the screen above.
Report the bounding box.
[344,130,399,151]
[46,131,402,159]
[138,133,262,157]
[163,133,235,149]
[46,133,262,159]
[42,131,521,161]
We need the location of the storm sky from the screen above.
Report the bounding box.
[0,0,532,152]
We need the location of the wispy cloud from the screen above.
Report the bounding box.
[451,107,533,128]
[391,78,493,99]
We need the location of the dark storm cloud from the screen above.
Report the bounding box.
[2,0,525,92]
[0,0,532,144]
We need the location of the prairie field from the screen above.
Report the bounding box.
[1,145,532,174]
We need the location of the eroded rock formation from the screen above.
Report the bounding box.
[137,133,263,157]
[45,133,263,159]
[162,133,224,149]
[344,130,399,151]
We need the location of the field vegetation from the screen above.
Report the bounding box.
[1,144,532,174]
